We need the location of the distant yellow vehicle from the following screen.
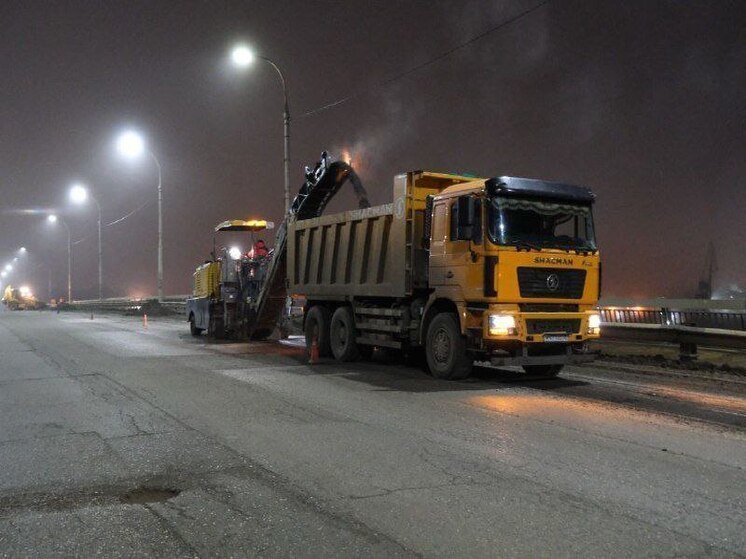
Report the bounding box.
[2,285,44,311]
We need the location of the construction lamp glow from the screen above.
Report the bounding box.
[48,214,58,223]
[588,314,601,329]
[19,286,32,297]
[4,264,12,272]
[228,246,242,260]
[489,314,516,336]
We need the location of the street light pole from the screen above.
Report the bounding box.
[151,151,163,302]
[115,131,164,302]
[230,46,291,213]
[259,56,291,213]
[69,184,102,300]
[93,196,102,300]
[47,215,73,303]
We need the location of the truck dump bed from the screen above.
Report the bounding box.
[287,170,477,301]
[287,202,408,299]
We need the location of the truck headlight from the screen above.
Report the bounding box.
[489,314,516,336]
[588,314,601,329]
[587,313,601,334]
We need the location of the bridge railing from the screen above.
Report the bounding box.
[64,296,188,314]
[599,305,746,357]
[600,307,746,331]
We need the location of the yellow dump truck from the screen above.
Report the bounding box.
[288,168,601,379]
[186,219,274,338]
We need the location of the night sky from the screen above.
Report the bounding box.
[1,0,744,300]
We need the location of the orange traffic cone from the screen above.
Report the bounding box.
[143,314,148,329]
[308,337,319,364]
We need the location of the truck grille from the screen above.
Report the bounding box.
[525,319,581,335]
[517,268,586,299]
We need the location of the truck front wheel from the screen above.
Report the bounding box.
[425,313,473,380]
[305,305,332,357]
[330,306,360,362]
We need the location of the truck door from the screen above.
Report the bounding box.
[444,197,484,296]
[444,200,469,286]
[428,202,447,285]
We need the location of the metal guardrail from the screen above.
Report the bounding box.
[65,296,187,314]
[600,306,746,356]
[600,307,746,331]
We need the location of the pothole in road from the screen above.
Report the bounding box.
[119,486,181,504]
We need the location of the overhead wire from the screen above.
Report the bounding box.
[298,0,551,119]
[72,199,153,245]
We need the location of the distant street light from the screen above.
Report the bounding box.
[69,183,103,300]
[5,264,12,272]
[48,214,73,303]
[229,43,291,213]
[115,129,164,302]
[19,247,26,254]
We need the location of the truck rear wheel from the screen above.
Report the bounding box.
[522,364,563,378]
[425,313,473,380]
[305,305,332,357]
[330,306,360,362]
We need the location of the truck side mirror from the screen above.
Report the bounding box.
[456,195,475,241]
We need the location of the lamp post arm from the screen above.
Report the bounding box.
[259,56,288,107]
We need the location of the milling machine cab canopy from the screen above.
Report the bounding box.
[214,219,275,233]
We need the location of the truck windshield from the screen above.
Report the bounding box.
[488,197,597,251]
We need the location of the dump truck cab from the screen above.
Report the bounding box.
[424,175,600,376]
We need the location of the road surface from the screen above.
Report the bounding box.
[0,310,744,557]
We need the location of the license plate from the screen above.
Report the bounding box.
[543,334,569,343]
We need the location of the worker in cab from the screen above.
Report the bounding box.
[253,239,269,259]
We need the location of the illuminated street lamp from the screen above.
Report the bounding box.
[48,214,73,303]
[229,43,291,213]
[69,182,103,300]
[115,129,164,302]
[4,264,12,272]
